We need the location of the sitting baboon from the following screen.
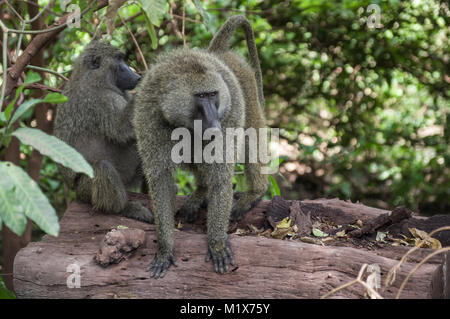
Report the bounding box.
[54,40,153,223]
[133,15,267,278]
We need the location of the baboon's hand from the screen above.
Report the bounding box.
[146,254,178,279]
[205,237,235,274]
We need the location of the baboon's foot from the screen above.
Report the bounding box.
[146,253,178,279]
[122,201,154,223]
[230,192,263,221]
[178,196,208,223]
[206,236,235,274]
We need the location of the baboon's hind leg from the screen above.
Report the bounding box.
[79,159,154,223]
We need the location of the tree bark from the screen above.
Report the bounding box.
[13,195,450,299]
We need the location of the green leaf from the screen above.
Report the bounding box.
[43,92,68,104]
[0,277,16,299]
[268,175,281,197]
[24,71,41,84]
[0,179,28,235]
[312,228,329,237]
[9,98,43,127]
[138,0,166,27]
[142,9,158,50]
[0,112,6,125]
[4,86,26,121]
[12,128,94,178]
[0,162,59,236]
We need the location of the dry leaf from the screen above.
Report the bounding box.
[233,228,249,236]
[335,230,346,237]
[409,227,442,249]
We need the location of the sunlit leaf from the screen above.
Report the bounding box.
[0,162,59,236]
[312,228,329,237]
[12,128,94,178]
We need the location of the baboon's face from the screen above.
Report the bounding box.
[84,50,141,92]
[113,55,141,91]
[160,70,231,131]
[193,91,221,133]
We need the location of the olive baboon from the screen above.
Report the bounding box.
[133,15,267,278]
[54,40,153,223]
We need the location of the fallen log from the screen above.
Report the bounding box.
[13,194,450,299]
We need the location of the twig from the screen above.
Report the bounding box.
[171,13,202,24]
[321,264,383,299]
[118,13,148,70]
[16,0,62,17]
[26,65,69,81]
[169,1,184,41]
[5,0,25,22]
[24,82,62,93]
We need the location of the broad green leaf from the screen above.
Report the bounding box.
[0,177,27,235]
[43,92,68,104]
[9,98,43,127]
[139,0,166,27]
[0,162,59,236]
[12,128,94,178]
[142,10,158,50]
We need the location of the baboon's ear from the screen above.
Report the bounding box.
[84,55,101,69]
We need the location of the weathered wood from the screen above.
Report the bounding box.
[13,195,450,299]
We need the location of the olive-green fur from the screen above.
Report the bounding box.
[53,40,153,223]
[133,15,267,277]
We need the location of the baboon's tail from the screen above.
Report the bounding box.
[208,15,265,109]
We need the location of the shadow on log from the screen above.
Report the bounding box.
[13,194,450,299]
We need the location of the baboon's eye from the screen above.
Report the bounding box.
[198,93,206,98]
[210,91,217,97]
[85,55,101,69]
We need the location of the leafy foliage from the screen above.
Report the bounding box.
[0,78,93,237]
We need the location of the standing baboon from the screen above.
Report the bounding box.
[133,15,267,278]
[54,40,153,223]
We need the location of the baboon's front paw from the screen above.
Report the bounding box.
[206,237,235,274]
[146,254,178,279]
